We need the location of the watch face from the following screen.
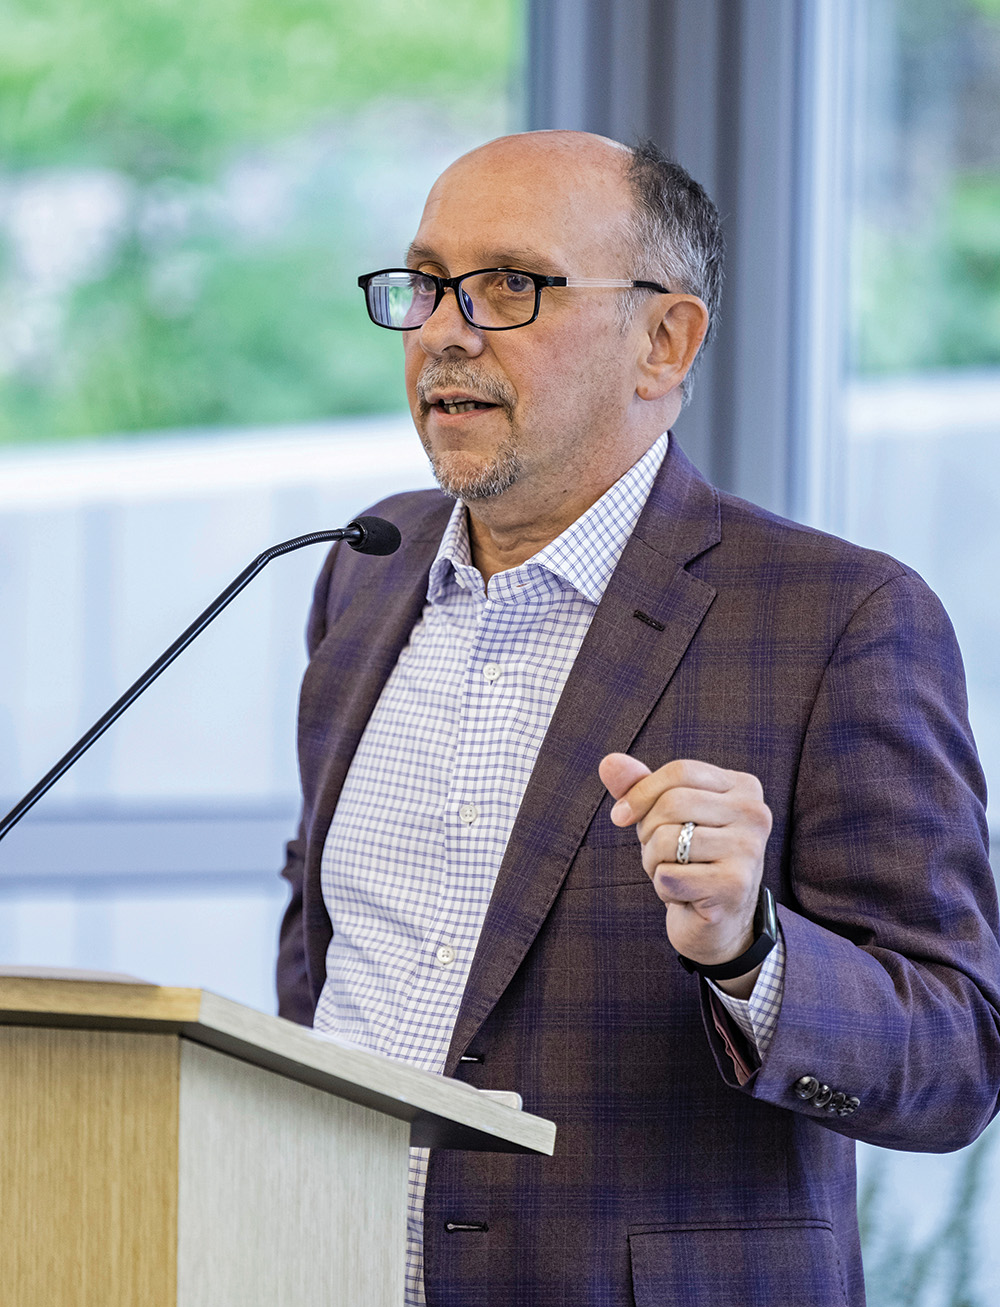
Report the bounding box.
[757,885,778,944]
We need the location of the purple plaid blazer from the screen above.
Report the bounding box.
[278,440,1000,1307]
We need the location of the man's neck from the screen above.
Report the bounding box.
[464,437,671,584]
[463,454,650,584]
[466,504,580,584]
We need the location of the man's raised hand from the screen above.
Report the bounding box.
[598,753,773,997]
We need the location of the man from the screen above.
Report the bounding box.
[277,131,1000,1306]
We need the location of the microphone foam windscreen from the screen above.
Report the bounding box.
[349,516,402,556]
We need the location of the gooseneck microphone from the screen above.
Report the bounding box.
[0,515,401,843]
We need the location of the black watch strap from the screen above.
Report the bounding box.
[677,886,778,981]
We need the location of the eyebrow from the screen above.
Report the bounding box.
[405,242,559,272]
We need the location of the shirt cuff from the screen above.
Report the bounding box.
[706,928,785,1056]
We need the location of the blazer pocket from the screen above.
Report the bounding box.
[628,1219,850,1307]
[561,842,651,891]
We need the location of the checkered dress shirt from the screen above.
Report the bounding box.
[315,432,785,1305]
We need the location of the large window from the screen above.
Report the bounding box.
[836,2,1000,1301]
[842,0,1000,805]
[0,0,522,444]
[0,0,524,1010]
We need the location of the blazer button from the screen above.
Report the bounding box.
[812,1084,834,1108]
[793,1076,820,1101]
[843,1095,860,1115]
[827,1091,847,1114]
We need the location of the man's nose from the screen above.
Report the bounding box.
[417,285,485,356]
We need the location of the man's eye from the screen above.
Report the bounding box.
[411,275,437,296]
[502,272,533,294]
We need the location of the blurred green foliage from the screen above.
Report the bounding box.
[852,0,1000,376]
[2,238,405,440]
[0,0,520,443]
[0,0,516,178]
[854,176,1000,374]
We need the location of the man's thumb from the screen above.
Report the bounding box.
[599,752,652,801]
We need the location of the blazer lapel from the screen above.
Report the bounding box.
[445,441,722,1070]
[301,497,452,994]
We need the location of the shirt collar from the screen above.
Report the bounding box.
[427,431,670,606]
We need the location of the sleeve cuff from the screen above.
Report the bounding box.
[707,928,785,1056]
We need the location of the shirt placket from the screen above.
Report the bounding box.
[417,580,542,1063]
[412,598,498,1057]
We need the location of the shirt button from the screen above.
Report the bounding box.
[436,944,457,967]
[483,663,501,683]
[459,802,479,825]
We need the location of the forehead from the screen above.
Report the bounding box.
[410,142,632,274]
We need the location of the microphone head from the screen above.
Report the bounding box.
[347,515,402,556]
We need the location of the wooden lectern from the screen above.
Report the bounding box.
[0,972,556,1306]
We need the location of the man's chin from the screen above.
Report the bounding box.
[428,449,523,502]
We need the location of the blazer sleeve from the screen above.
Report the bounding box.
[276,819,314,1024]
[706,568,1000,1151]
[275,544,339,1024]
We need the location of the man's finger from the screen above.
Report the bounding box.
[624,760,738,818]
[635,789,751,844]
[607,757,740,826]
[599,752,652,812]
[637,821,730,870]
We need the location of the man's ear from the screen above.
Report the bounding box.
[635,296,709,401]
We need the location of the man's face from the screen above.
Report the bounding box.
[403,136,653,510]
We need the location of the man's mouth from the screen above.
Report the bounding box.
[416,366,515,416]
[434,398,496,415]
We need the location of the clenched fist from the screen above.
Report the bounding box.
[599,753,773,998]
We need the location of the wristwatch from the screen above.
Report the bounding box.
[677,885,778,981]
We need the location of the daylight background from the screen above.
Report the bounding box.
[0,0,522,1003]
[0,2,999,1304]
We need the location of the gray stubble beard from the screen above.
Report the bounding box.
[415,362,523,501]
[422,436,524,501]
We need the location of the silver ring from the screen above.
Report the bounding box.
[676,821,695,864]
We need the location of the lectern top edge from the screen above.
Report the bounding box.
[0,975,556,1157]
[0,974,203,1022]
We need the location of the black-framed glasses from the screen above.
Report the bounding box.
[357,267,673,331]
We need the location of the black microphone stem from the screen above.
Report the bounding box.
[0,524,383,843]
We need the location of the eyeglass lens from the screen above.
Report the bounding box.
[366,270,539,329]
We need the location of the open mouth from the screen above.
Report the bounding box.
[434,399,496,415]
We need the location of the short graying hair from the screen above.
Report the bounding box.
[618,139,724,401]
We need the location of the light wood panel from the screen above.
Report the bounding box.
[177,1040,408,1307]
[0,979,555,1304]
[0,975,201,1024]
[0,977,556,1156]
[0,1027,180,1307]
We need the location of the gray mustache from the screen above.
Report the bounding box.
[416,364,515,411]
